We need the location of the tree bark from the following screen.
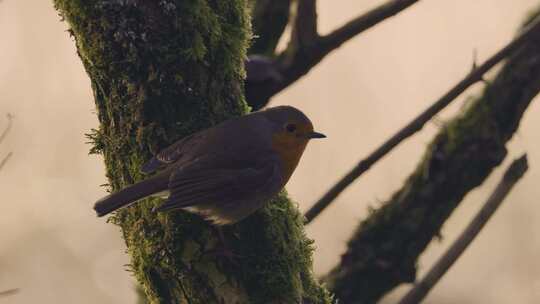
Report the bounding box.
[324,13,540,304]
[53,1,331,303]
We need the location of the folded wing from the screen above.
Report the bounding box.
[154,154,280,213]
[141,134,201,174]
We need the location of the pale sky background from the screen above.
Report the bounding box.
[1,1,540,303]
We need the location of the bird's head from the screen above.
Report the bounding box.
[262,106,325,180]
[264,106,325,147]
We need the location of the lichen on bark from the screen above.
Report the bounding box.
[53,0,331,303]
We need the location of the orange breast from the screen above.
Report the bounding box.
[271,134,308,185]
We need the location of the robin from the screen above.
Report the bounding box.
[94,106,325,225]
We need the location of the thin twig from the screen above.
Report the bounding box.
[0,113,13,145]
[304,14,540,224]
[398,155,529,304]
[0,152,13,171]
[0,288,20,297]
[320,0,420,52]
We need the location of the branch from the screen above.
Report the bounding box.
[249,0,420,108]
[290,0,318,49]
[245,0,317,110]
[249,0,292,55]
[0,152,12,171]
[319,0,419,53]
[324,12,540,303]
[398,155,528,304]
[0,288,19,297]
[304,13,540,224]
[0,113,13,145]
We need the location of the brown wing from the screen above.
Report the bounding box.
[141,113,273,175]
[154,153,281,212]
[141,133,202,174]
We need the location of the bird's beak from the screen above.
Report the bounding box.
[306,131,326,139]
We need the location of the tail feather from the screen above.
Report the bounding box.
[94,173,170,217]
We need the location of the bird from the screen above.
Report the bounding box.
[93,105,325,225]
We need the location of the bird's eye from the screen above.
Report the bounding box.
[285,123,297,133]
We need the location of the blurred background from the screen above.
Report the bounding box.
[1,0,540,303]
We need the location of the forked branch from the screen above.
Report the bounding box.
[246,0,421,108]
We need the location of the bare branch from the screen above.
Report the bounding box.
[0,113,13,145]
[324,11,540,303]
[249,0,292,55]
[398,155,528,304]
[304,14,540,224]
[245,0,318,110]
[290,0,318,48]
[0,152,13,171]
[0,288,19,297]
[319,0,419,53]
[248,0,420,108]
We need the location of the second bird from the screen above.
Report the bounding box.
[93,106,325,225]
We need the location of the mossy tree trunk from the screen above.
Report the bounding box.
[53,1,331,303]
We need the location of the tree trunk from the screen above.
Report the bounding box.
[53,1,331,303]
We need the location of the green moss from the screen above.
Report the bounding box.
[232,192,333,303]
[54,0,329,302]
